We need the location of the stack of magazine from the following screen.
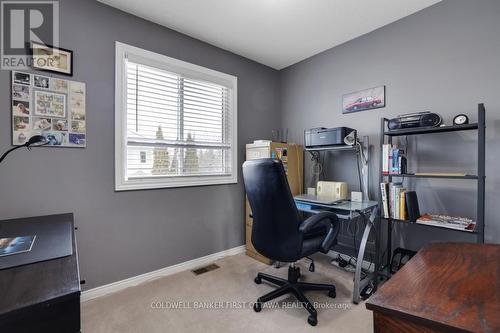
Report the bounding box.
[416,214,476,232]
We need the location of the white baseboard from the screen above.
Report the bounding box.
[81,245,245,302]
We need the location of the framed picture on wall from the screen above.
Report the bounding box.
[342,85,385,114]
[31,42,73,76]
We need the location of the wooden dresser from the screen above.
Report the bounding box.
[366,242,500,333]
[245,142,303,264]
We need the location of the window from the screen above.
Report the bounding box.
[115,42,237,190]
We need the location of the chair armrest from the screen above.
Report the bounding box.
[299,211,337,233]
[299,211,340,253]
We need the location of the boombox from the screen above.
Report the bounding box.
[388,112,442,130]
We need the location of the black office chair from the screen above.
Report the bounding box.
[242,158,340,326]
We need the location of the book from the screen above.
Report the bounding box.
[389,183,395,218]
[389,183,403,219]
[393,188,396,218]
[395,187,403,219]
[0,235,36,257]
[416,214,476,232]
[399,191,407,220]
[389,183,394,218]
[382,144,391,174]
[380,182,390,218]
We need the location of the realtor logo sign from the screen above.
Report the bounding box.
[1,1,59,70]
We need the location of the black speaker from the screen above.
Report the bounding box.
[405,191,420,222]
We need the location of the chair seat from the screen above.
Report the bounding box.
[302,236,324,257]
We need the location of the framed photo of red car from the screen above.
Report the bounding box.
[31,42,73,76]
[342,85,385,114]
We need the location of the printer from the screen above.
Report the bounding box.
[304,127,356,148]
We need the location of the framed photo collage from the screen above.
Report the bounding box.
[11,71,86,147]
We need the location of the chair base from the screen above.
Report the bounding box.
[253,265,336,326]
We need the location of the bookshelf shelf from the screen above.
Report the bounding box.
[384,123,478,136]
[379,104,486,275]
[305,145,358,152]
[380,217,477,233]
[305,137,369,153]
[382,173,478,180]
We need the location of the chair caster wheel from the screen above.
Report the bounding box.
[328,290,336,298]
[253,302,262,312]
[254,277,262,284]
[308,315,318,326]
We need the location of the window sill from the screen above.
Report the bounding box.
[115,175,238,191]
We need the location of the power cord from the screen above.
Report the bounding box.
[309,150,324,188]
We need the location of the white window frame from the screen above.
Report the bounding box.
[115,42,238,191]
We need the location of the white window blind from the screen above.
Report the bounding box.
[115,42,237,190]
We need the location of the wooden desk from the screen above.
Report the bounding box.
[366,242,500,333]
[0,214,81,332]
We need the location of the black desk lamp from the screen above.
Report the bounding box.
[0,135,48,164]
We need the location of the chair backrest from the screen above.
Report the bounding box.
[242,158,302,262]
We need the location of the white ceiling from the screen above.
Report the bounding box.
[98,0,441,70]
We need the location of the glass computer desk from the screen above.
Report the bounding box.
[294,195,379,304]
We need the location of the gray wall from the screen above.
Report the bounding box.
[280,0,500,247]
[1,0,499,290]
[0,0,280,289]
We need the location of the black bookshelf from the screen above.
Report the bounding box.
[379,104,486,269]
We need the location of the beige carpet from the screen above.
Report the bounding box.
[82,253,373,332]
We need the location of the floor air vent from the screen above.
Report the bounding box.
[192,263,220,275]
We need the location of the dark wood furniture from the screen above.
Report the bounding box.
[0,214,81,332]
[366,242,500,333]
